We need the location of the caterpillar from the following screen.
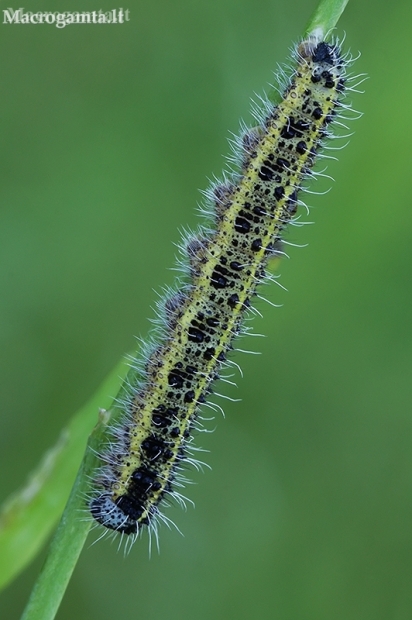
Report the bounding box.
[90,35,356,545]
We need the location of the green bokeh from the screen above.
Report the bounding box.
[1,0,412,618]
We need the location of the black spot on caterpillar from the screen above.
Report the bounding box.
[90,36,357,546]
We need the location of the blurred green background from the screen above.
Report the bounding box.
[1,0,412,618]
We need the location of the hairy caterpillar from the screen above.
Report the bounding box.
[90,36,357,545]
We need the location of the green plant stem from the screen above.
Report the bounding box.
[304,0,350,39]
[268,0,350,105]
[0,362,126,592]
[20,409,111,620]
[18,0,351,618]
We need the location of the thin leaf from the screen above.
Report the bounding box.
[0,360,126,591]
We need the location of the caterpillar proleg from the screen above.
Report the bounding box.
[90,35,357,545]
